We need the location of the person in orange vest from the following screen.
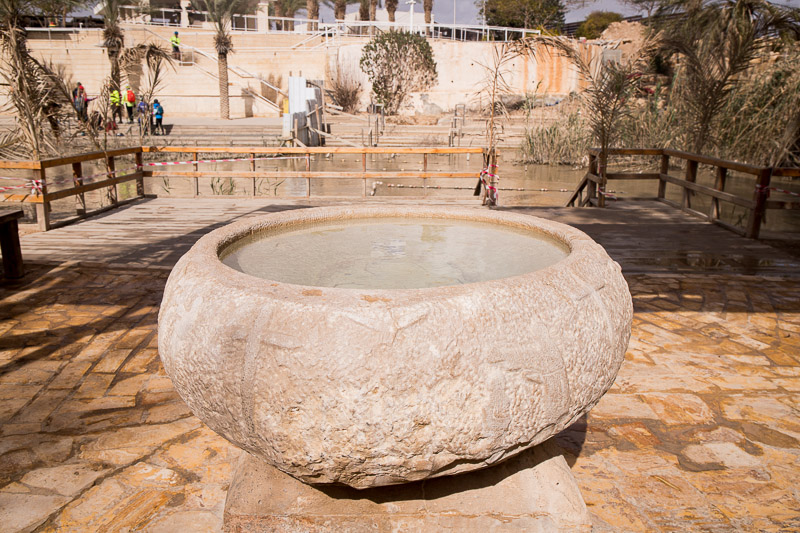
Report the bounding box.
[124,85,136,123]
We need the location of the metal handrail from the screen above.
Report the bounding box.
[141,28,287,97]
[63,7,545,42]
[143,28,282,110]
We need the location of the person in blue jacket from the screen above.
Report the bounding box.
[152,99,165,136]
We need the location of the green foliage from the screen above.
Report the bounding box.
[543,37,647,162]
[618,83,682,151]
[523,108,591,165]
[100,0,125,91]
[715,48,800,166]
[576,11,623,39]
[523,47,800,167]
[656,0,800,153]
[211,177,236,195]
[322,0,358,19]
[196,0,252,54]
[196,0,252,119]
[618,0,660,18]
[0,0,67,158]
[31,0,88,26]
[359,30,437,114]
[478,0,566,32]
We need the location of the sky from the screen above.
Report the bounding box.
[318,0,800,25]
[316,0,637,25]
[75,0,800,26]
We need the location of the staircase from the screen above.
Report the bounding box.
[142,28,282,116]
[159,121,284,146]
[322,115,529,148]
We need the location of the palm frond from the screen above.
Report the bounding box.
[656,0,799,152]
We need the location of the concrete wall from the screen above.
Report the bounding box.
[335,40,599,114]
[3,27,601,118]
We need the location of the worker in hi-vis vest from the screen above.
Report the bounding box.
[109,87,123,123]
[170,31,181,61]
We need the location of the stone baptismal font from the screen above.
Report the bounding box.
[158,206,632,531]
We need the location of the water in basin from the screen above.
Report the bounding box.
[221,218,568,289]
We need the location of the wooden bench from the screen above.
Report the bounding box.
[0,208,24,279]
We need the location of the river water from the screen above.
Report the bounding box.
[41,152,799,234]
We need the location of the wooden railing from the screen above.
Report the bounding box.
[0,147,145,232]
[1,146,485,231]
[566,148,800,239]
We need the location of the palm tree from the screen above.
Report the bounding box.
[538,36,653,205]
[334,0,346,19]
[273,0,284,29]
[369,0,377,20]
[0,0,58,158]
[31,0,87,27]
[277,0,304,30]
[100,0,124,93]
[423,0,432,36]
[198,0,247,119]
[322,0,359,21]
[306,0,319,30]
[386,0,397,22]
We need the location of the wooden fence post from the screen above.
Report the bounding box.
[598,150,608,208]
[710,166,727,221]
[588,153,598,205]
[251,152,257,196]
[193,151,199,196]
[134,151,144,197]
[72,161,86,215]
[34,167,50,232]
[658,153,669,200]
[746,167,773,239]
[683,160,698,209]
[362,152,367,197]
[106,155,118,206]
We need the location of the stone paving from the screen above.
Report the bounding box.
[0,202,799,531]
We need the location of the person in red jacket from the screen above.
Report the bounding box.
[124,85,136,123]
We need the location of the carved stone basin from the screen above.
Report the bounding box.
[158,206,632,489]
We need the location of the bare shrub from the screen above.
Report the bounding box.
[656,0,800,154]
[261,72,282,105]
[523,103,591,165]
[619,83,683,152]
[715,47,800,166]
[329,61,363,114]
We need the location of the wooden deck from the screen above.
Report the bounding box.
[15,197,800,276]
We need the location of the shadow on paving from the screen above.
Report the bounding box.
[0,200,799,530]
[0,265,164,381]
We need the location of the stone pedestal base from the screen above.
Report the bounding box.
[223,441,591,532]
